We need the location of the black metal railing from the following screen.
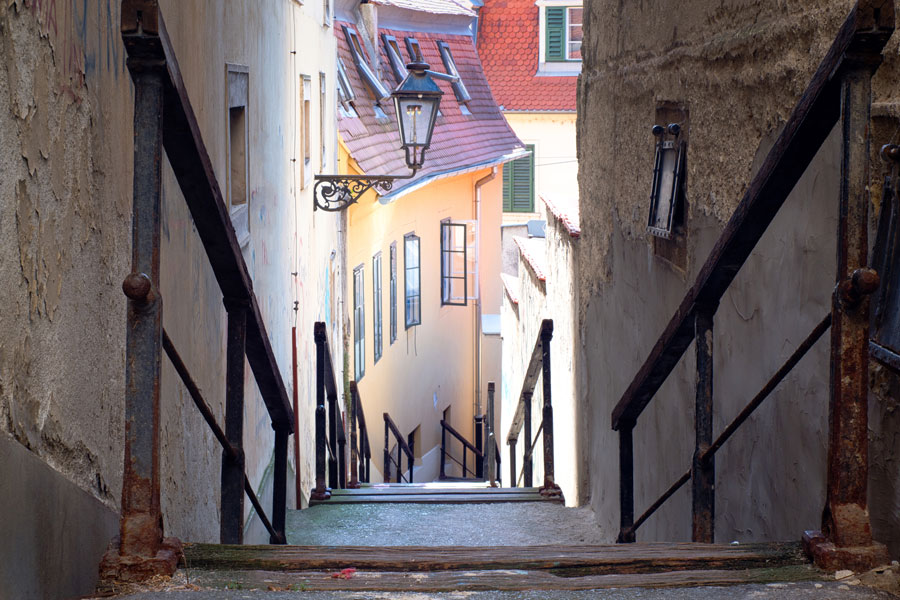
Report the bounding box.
[611,1,893,574]
[440,419,483,480]
[506,320,561,498]
[384,413,414,483]
[103,2,294,579]
[348,381,372,488]
[312,322,347,500]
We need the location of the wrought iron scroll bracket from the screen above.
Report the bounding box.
[313,169,418,212]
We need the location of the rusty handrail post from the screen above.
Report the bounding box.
[270,425,288,543]
[804,27,891,569]
[692,305,715,543]
[349,383,361,488]
[539,321,560,497]
[221,298,249,544]
[311,326,330,501]
[383,417,392,483]
[508,439,517,487]
[475,415,484,479]
[440,421,447,479]
[327,381,338,489]
[487,382,497,486]
[617,424,636,543]
[522,392,533,487]
[99,5,181,580]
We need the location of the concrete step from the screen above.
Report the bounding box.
[310,483,561,505]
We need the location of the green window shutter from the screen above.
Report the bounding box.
[503,145,535,213]
[545,7,566,62]
[502,162,512,211]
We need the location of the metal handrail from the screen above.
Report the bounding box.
[439,419,483,479]
[384,412,414,483]
[312,322,347,500]
[505,320,561,498]
[349,381,372,488]
[613,0,894,558]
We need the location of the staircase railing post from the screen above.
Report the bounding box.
[440,422,446,479]
[271,425,288,544]
[509,439,517,487]
[487,382,496,486]
[221,298,249,544]
[349,384,360,488]
[102,16,182,576]
[475,415,484,479]
[327,386,338,489]
[311,328,330,500]
[338,412,347,489]
[523,392,533,487]
[617,424,636,543]
[692,305,715,543]
[383,416,391,484]
[540,321,560,496]
[805,42,890,570]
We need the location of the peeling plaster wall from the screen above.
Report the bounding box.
[0,0,340,592]
[499,215,583,504]
[577,0,900,550]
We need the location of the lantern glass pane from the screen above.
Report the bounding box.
[397,97,436,147]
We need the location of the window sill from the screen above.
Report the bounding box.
[536,62,582,76]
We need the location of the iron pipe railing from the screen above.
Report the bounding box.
[348,381,372,488]
[312,322,347,500]
[612,0,893,572]
[104,3,294,578]
[384,413,414,483]
[439,420,483,480]
[506,319,561,498]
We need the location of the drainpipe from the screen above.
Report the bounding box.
[473,167,497,433]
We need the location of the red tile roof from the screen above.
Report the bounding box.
[515,236,548,282]
[371,0,475,16]
[477,0,577,112]
[541,194,581,238]
[501,273,520,305]
[336,21,525,199]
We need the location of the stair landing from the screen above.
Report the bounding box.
[309,482,562,505]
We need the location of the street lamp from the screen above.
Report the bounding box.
[314,62,443,211]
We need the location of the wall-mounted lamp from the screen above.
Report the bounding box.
[313,62,443,211]
[647,122,685,238]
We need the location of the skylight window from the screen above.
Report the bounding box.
[405,37,423,62]
[342,25,391,103]
[336,57,359,118]
[382,34,408,84]
[436,41,471,105]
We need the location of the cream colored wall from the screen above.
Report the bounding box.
[502,111,578,224]
[347,162,503,482]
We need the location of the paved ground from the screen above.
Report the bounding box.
[286,502,607,546]
[104,582,900,599]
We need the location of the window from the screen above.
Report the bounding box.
[404,233,421,328]
[503,144,535,213]
[353,265,365,380]
[436,41,472,105]
[319,73,327,170]
[336,57,359,118]
[373,252,383,363]
[322,0,331,26]
[544,6,582,62]
[405,37,423,62]
[390,242,397,344]
[343,26,391,103]
[382,34,408,84]
[226,64,250,247]
[302,75,312,187]
[441,220,467,306]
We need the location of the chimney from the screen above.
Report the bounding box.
[358,1,382,79]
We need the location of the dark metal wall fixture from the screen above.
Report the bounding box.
[647,123,685,239]
[613,0,894,573]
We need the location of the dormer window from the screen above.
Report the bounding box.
[342,25,391,104]
[382,34,408,84]
[436,41,472,106]
[537,1,583,74]
[405,37,423,62]
[336,57,359,118]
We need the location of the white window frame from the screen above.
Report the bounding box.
[536,0,583,76]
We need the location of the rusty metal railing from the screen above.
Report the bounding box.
[439,419,483,480]
[348,381,371,488]
[311,322,347,500]
[506,320,561,498]
[383,413,414,483]
[612,0,893,572]
[100,1,293,583]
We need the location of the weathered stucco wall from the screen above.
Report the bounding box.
[577,0,900,551]
[0,0,340,595]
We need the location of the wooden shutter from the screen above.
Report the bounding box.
[502,163,513,211]
[545,7,566,62]
[503,146,535,213]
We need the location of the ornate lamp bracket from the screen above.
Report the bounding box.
[313,169,418,212]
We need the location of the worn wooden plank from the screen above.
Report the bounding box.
[310,493,556,505]
[187,564,824,592]
[183,541,807,573]
[611,0,895,430]
[328,486,540,496]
